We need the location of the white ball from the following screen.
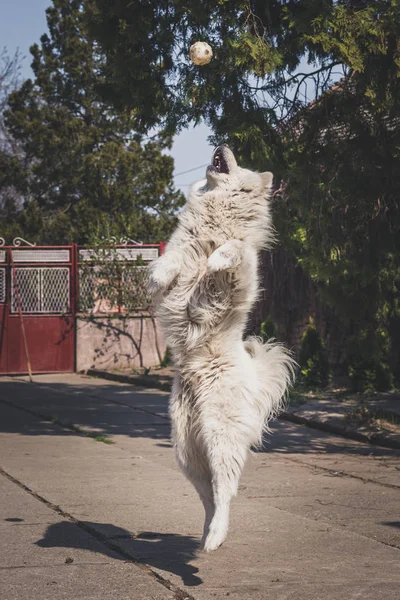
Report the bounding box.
[189,41,213,66]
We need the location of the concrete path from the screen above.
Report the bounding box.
[0,374,399,600]
[88,367,400,449]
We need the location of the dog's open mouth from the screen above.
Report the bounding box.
[212,149,229,174]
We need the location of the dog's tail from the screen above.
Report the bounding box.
[244,336,296,430]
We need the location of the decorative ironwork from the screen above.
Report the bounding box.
[0,237,5,247]
[109,237,143,246]
[117,247,158,261]
[78,265,150,313]
[0,251,5,263]
[41,268,70,312]
[12,249,70,263]
[120,238,143,246]
[11,267,70,314]
[78,266,105,313]
[13,237,36,247]
[0,268,5,303]
[79,247,158,262]
[11,268,40,313]
[122,266,151,311]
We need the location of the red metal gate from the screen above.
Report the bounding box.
[0,239,164,375]
[0,242,76,374]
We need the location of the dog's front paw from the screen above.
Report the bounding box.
[207,240,242,273]
[147,258,181,294]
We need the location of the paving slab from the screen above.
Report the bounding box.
[114,501,400,598]
[0,472,175,600]
[0,475,60,527]
[0,374,399,600]
[2,563,175,600]
[266,419,400,487]
[239,462,400,548]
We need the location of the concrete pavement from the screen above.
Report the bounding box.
[88,367,400,449]
[0,373,399,599]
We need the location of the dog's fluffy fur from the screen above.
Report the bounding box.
[148,146,294,552]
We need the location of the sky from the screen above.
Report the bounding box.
[0,1,214,195]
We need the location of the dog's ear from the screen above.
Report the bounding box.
[260,172,274,194]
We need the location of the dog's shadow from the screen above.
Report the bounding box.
[35,521,202,586]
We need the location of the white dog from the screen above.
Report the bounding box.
[148,145,294,551]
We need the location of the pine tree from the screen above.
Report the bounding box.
[3,0,184,245]
[87,1,399,142]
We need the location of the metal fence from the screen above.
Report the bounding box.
[77,244,161,314]
[0,238,164,374]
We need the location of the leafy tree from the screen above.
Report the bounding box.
[279,73,400,389]
[86,2,398,140]
[0,48,25,236]
[2,0,184,245]
[87,1,400,388]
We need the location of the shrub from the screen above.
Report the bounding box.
[347,326,394,392]
[298,321,331,388]
[160,347,172,368]
[348,360,393,393]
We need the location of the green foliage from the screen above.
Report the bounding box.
[1,0,184,245]
[0,48,21,125]
[298,322,331,389]
[160,347,172,368]
[349,360,393,393]
[3,1,400,390]
[86,2,400,140]
[347,324,394,392]
[0,48,24,223]
[260,316,277,341]
[79,236,151,314]
[86,1,400,390]
[279,69,400,387]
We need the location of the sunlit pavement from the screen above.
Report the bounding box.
[1,373,399,600]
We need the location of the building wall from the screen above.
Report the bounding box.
[76,314,166,372]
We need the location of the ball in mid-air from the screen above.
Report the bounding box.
[189,41,213,66]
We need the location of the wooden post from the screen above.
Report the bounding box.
[10,249,33,382]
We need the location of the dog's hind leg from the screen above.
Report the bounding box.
[185,466,215,545]
[175,440,215,545]
[202,422,248,552]
[170,377,215,544]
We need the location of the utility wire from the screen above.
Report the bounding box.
[174,163,209,178]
